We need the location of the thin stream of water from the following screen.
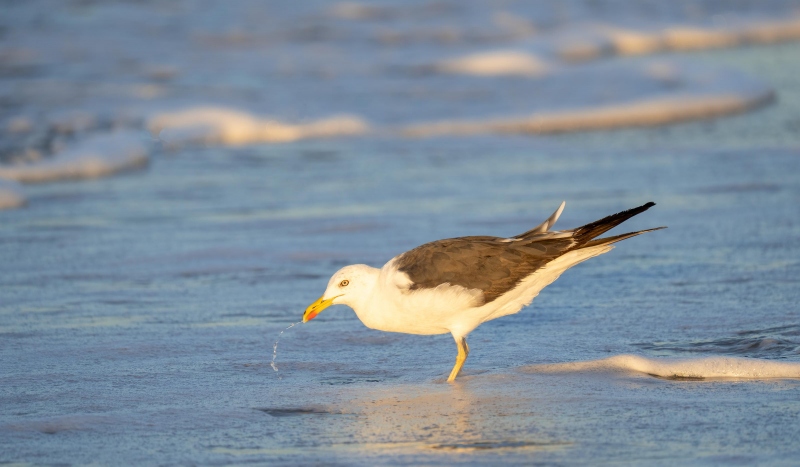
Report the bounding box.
[271,321,302,372]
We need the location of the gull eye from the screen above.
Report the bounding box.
[339,279,349,287]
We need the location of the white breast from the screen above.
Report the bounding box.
[353,260,484,335]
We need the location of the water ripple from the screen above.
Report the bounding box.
[634,325,800,358]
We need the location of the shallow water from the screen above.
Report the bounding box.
[2,1,800,465]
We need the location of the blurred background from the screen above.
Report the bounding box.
[1,1,799,464]
[2,0,800,187]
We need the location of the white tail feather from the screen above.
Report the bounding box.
[526,201,566,235]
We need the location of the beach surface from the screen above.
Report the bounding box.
[2,1,800,464]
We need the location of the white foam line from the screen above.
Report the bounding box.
[521,354,800,379]
[402,59,774,138]
[434,50,549,77]
[0,131,149,184]
[148,107,368,148]
[556,17,800,61]
[402,92,773,137]
[432,17,800,74]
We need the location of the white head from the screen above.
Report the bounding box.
[303,264,379,322]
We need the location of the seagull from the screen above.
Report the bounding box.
[303,202,664,382]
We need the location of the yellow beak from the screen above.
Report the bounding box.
[303,295,339,323]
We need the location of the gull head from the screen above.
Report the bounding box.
[303,264,377,323]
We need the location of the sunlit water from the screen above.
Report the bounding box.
[2,1,800,465]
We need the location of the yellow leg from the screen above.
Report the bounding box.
[447,336,469,382]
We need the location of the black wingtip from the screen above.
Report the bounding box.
[580,225,666,249]
[574,201,658,243]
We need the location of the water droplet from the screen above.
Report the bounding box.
[271,321,301,373]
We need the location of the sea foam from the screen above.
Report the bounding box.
[149,107,369,148]
[0,131,149,183]
[402,60,773,137]
[435,50,549,77]
[432,17,800,73]
[521,354,800,380]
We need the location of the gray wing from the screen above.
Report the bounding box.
[395,201,661,305]
[394,235,575,304]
